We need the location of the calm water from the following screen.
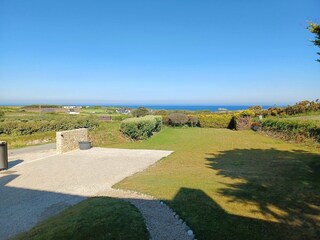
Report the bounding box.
[105,105,272,112]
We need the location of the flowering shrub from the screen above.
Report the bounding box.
[197,114,234,128]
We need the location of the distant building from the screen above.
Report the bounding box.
[116,109,131,114]
[217,108,229,113]
[67,109,80,115]
[63,106,82,109]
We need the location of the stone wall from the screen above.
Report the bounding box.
[56,128,88,153]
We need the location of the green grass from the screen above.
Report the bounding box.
[284,115,320,121]
[113,127,320,240]
[0,105,130,149]
[89,121,129,147]
[1,131,55,149]
[13,197,148,240]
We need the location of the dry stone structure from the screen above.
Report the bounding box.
[56,128,88,153]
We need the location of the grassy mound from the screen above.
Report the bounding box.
[14,197,148,240]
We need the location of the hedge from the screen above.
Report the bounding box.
[0,117,99,136]
[120,115,162,140]
[197,114,234,128]
[261,118,320,142]
[197,110,255,129]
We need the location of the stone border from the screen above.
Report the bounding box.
[104,189,197,240]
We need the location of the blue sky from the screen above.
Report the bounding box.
[0,0,319,106]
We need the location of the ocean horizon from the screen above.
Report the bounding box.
[102,105,273,111]
[0,104,276,112]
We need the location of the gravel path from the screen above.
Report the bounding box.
[1,148,172,239]
[2,146,196,240]
[103,189,195,240]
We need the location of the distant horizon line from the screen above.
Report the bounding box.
[0,103,283,107]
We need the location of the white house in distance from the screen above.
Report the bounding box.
[116,108,131,114]
[63,106,82,109]
[63,105,81,114]
[68,109,80,114]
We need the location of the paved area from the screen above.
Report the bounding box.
[8,143,56,156]
[0,147,172,240]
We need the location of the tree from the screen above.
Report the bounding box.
[132,107,149,117]
[307,22,320,62]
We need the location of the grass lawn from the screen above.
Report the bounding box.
[13,197,148,240]
[112,127,320,240]
[89,121,129,147]
[1,131,55,149]
[284,115,320,121]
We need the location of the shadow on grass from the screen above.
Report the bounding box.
[170,187,287,240]
[0,174,148,240]
[201,148,320,239]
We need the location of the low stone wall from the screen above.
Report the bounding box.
[56,128,88,153]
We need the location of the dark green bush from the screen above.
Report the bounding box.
[261,118,320,142]
[154,116,162,132]
[132,107,149,117]
[120,115,162,140]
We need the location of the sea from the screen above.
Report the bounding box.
[1,103,273,112]
[103,105,272,112]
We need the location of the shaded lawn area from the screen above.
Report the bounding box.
[13,197,148,240]
[113,128,320,240]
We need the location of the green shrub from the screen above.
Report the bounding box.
[120,115,162,140]
[154,116,162,132]
[197,114,234,128]
[132,107,149,117]
[261,118,320,142]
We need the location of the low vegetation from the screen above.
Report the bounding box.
[131,106,150,117]
[120,115,162,140]
[196,110,255,129]
[197,113,234,128]
[114,128,320,240]
[256,100,320,117]
[89,121,129,147]
[13,197,148,240]
[1,131,55,149]
[0,117,99,136]
[260,118,320,143]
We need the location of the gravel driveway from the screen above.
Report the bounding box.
[0,147,172,239]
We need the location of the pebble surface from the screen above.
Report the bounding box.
[103,189,195,240]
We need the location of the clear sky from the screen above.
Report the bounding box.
[1,0,319,106]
